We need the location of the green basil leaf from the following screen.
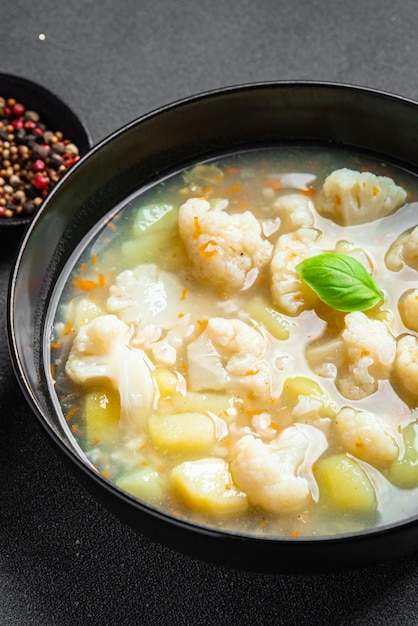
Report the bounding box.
[295,253,384,312]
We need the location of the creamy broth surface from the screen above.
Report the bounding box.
[46,146,418,538]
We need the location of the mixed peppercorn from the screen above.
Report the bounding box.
[0,96,81,219]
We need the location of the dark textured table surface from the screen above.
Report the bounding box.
[2,1,418,624]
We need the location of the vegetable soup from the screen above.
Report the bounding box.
[46,146,418,538]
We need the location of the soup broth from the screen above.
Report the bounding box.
[46,146,418,538]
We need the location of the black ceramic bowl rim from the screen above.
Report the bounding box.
[8,80,418,573]
[0,73,92,227]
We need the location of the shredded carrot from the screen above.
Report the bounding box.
[263,178,282,192]
[180,288,188,301]
[50,339,61,350]
[355,437,364,449]
[79,262,88,274]
[141,461,148,467]
[270,422,281,431]
[225,483,232,491]
[177,313,185,319]
[73,276,98,291]
[70,423,79,434]
[197,319,208,332]
[245,369,259,376]
[225,182,241,195]
[91,437,100,446]
[91,253,98,265]
[101,470,111,479]
[258,275,266,286]
[258,518,267,528]
[106,220,117,231]
[203,186,213,195]
[98,273,106,288]
[301,185,315,196]
[245,408,264,417]
[50,364,55,378]
[62,321,74,335]
[334,194,341,205]
[199,240,219,257]
[361,349,370,358]
[247,391,256,402]
[225,167,239,175]
[291,530,299,538]
[372,185,380,196]
[65,406,78,422]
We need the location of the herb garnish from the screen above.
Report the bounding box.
[296,253,384,312]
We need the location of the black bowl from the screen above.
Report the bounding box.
[0,73,92,227]
[8,81,418,573]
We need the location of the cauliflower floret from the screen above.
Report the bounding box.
[230,425,327,514]
[65,314,156,431]
[335,407,398,467]
[398,289,418,332]
[132,315,194,367]
[107,264,187,327]
[394,334,418,396]
[187,317,280,399]
[316,168,407,226]
[385,226,418,272]
[272,193,315,232]
[307,311,396,400]
[339,312,396,399]
[270,227,321,316]
[178,197,273,292]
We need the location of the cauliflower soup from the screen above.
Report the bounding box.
[46,146,418,538]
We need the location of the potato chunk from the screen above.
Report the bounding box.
[116,466,167,503]
[388,422,418,489]
[244,296,292,340]
[85,388,120,444]
[314,454,377,513]
[149,412,216,454]
[171,458,248,514]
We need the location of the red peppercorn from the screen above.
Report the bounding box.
[12,102,25,117]
[31,159,45,172]
[33,174,49,190]
[11,117,24,129]
[62,154,73,167]
[24,120,36,130]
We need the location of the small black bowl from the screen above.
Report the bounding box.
[8,81,418,573]
[0,73,92,227]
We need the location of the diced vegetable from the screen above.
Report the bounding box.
[153,367,180,397]
[388,422,418,488]
[116,466,166,503]
[149,412,216,454]
[122,203,183,267]
[279,376,338,418]
[244,296,292,339]
[69,296,104,331]
[132,203,176,238]
[158,391,231,419]
[314,453,377,512]
[85,388,120,444]
[171,458,248,514]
